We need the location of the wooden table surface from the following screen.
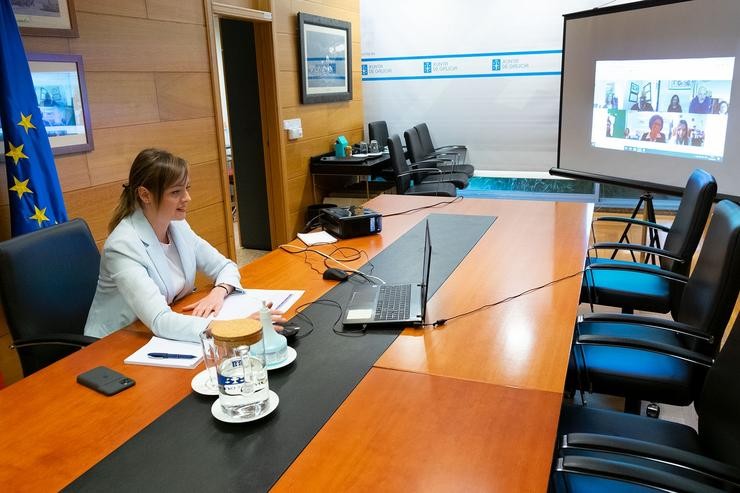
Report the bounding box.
[0,196,592,492]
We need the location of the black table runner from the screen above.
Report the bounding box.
[67,213,495,492]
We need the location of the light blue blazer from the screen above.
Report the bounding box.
[84,208,242,342]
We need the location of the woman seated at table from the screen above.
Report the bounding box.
[84,148,284,342]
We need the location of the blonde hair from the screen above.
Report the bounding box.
[109,148,189,232]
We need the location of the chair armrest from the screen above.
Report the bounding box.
[575,334,714,367]
[577,313,711,342]
[594,216,671,232]
[585,262,689,284]
[11,334,99,350]
[556,455,725,493]
[563,433,740,488]
[435,145,467,151]
[589,242,685,262]
[395,168,443,178]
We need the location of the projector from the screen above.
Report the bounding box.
[319,206,382,239]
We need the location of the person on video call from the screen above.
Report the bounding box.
[673,119,690,145]
[689,86,713,113]
[603,92,618,109]
[640,114,666,143]
[718,100,729,115]
[84,148,286,343]
[666,94,682,112]
[631,94,654,111]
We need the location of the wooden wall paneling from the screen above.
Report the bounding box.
[287,173,313,215]
[275,33,298,72]
[56,153,92,192]
[85,72,159,129]
[0,206,8,240]
[70,13,209,72]
[21,36,70,55]
[187,202,228,248]
[86,117,219,185]
[74,0,148,18]
[277,71,300,108]
[146,0,206,24]
[64,182,123,242]
[188,160,223,209]
[154,72,215,121]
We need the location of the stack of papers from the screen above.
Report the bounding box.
[297,231,337,246]
[124,337,203,369]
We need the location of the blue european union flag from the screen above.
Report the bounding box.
[0,0,68,236]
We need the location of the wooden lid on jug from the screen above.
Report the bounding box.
[210,319,262,347]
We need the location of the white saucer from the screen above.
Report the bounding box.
[266,346,297,371]
[210,390,279,423]
[191,368,219,396]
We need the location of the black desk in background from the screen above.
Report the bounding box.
[309,152,394,201]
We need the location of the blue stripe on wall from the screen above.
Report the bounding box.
[361,50,561,62]
[362,71,561,81]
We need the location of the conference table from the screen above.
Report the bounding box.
[0,195,592,492]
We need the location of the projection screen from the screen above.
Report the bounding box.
[558,0,740,199]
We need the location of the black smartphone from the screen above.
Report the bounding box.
[77,366,136,396]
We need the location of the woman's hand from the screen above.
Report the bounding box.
[183,287,229,317]
[247,301,289,330]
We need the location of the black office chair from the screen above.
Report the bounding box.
[414,122,469,165]
[368,121,389,151]
[571,199,740,410]
[582,169,716,316]
[387,135,456,197]
[0,219,100,376]
[553,312,740,493]
[403,128,473,187]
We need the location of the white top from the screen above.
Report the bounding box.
[83,208,243,342]
[161,235,187,300]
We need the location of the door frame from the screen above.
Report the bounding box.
[204,0,288,258]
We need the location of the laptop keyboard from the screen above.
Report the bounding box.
[374,284,411,320]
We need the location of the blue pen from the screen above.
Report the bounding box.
[147,353,197,359]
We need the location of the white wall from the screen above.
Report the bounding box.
[360,0,637,172]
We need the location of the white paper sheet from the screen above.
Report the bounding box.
[214,289,304,320]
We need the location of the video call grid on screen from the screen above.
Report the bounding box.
[558,0,740,199]
[591,57,734,162]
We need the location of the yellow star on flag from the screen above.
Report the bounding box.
[5,142,28,165]
[17,113,36,134]
[29,205,49,227]
[9,176,33,199]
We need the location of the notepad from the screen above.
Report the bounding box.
[124,337,203,369]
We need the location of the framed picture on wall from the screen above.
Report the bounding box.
[12,0,79,37]
[298,12,352,104]
[26,53,93,155]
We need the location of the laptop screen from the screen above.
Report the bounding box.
[420,221,432,319]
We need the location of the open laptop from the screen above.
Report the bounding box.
[343,221,432,327]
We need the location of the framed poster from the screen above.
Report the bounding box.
[12,0,78,37]
[298,12,352,104]
[27,53,93,155]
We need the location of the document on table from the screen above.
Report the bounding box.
[124,337,203,369]
[213,289,304,320]
[297,231,337,245]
